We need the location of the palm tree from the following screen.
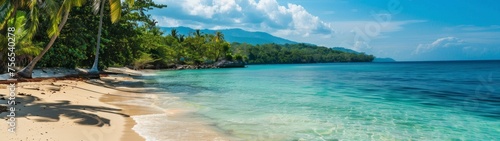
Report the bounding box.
[214,31,224,42]
[179,34,185,42]
[170,28,178,40]
[0,0,25,28]
[9,11,42,66]
[16,0,82,78]
[88,0,134,74]
[213,31,225,61]
[1,0,30,73]
[194,29,202,37]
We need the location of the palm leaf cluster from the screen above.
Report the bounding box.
[0,0,135,78]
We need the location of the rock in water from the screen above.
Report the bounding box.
[215,60,246,68]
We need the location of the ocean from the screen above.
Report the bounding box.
[134,61,500,140]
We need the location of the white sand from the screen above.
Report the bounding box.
[0,79,143,141]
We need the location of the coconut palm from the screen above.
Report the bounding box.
[11,0,133,78]
[1,0,33,73]
[213,31,225,61]
[170,28,178,40]
[15,0,83,78]
[88,0,134,74]
[0,0,26,29]
[194,29,202,37]
[214,31,224,42]
[9,11,42,66]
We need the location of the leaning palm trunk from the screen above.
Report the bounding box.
[17,10,70,78]
[88,0,105,75]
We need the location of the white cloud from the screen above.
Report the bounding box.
[154,16,181,27]
[183,0,213,18]
[150,0,424,56]
[409,36,500,60]
[287,3,333,36]
[414,37,464,54]
[246,0,334,36]
[152,0,334,37]
[181,0,242,18]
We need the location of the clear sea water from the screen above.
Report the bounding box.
[136,61,500,140]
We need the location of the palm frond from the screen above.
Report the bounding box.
[125,0,134,7]
[16,44,42,56]
[44,0,62,37]
[109,0,121,23]
[73,0,85,7]
[12,11,27,31]
[48,0,72,37]
[26,0,39,40]
[8,10,40,56]
[0,1,12,28]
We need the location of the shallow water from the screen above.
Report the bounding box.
[139,61,500,140]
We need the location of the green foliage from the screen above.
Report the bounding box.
[2,0,374,72]
[231,43,375,64]
[148,28,231,66]
[133,52,155,69]
[34,0,165,69]
[225,54,233,61]
[234,54,243,61]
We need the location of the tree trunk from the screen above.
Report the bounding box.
[88,0,105,75]
[17,9,70,78]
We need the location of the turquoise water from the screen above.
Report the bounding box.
[143,61,500,140]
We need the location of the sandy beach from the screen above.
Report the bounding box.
[0,68,232,141]
[0,76,146,140]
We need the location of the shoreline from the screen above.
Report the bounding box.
[0,72,158,140]
[98,83,162,141]
[0,69,234,141]
[0,79,132,140]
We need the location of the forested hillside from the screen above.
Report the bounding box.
[1,0,375,75]
[160,26,297,45]
[231,43,375,64]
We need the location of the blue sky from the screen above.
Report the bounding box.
[149,0,500,61]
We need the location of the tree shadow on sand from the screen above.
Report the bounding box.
[0,94,129,127]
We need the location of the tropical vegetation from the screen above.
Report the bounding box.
[231,43,374,64]
[0,0,374,78]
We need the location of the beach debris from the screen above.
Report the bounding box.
[45,86,61,91]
